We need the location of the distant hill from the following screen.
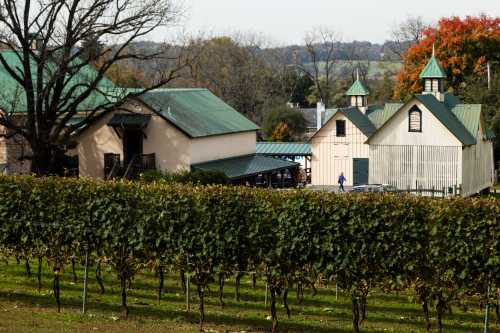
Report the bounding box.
[108,40,403,83]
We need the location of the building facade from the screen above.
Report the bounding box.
[311,54,495,195]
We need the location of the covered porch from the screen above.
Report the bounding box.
[104,113,156,179]
[191,154,300,188]
[256,142,312,183]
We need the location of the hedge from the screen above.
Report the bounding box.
[0,176,498,333]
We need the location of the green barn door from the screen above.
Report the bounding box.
[353,158,369,186]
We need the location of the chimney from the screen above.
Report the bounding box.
[28,33,43,52]
[316,100,325,130]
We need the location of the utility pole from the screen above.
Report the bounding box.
[487,62,491,91]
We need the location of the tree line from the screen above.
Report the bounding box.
[0,176,498,333]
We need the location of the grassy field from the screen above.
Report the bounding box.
[302,60,402,79]
[0,260,496,333]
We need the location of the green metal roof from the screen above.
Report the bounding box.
[108,113,151,128]
[321,106,377,137]
[0,50,118,113]
[450,104,481,139]
[366,103,403,129]
[138,89,259,138]
[419,56,447,79]
[192,154,299,180]
[414,94,476,145]
[256,142,311,156]
[366,94,493,146]
[346,79,370,96]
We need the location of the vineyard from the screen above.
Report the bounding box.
[0,176,498,333]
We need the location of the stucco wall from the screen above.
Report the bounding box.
[311,113,369,186]
[142,115,191,173]
[77,112,123,179]
[76,100,257,178]
[368,100,462,147]
[190,131,256,165]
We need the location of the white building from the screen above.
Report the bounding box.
[367,54,495,196]
[311,71,400,186]
[311,55,495,196]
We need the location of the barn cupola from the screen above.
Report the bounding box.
[419,45,447,101]
[346,69,370,113]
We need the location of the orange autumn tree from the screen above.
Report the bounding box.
[394,15,500,100]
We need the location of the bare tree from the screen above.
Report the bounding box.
[389,16,429,59]
[186,33,276,123]
[297,27,341,108]
[0,0,191,175]
[344,41,371,82]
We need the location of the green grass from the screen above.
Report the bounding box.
[302,60,402,79]
[0,259,496,333]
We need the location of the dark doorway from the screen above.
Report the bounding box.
[353,158,369,186]
[123,130,143,166]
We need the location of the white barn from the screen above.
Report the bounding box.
[311,72,400,186]
[367,54,495,196]
[310,54,495,196]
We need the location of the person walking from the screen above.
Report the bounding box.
[338,172,346,192]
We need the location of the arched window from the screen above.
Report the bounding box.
[408,106,422,132]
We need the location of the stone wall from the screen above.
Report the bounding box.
[0,125,31,174]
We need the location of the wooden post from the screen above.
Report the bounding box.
[82,243,89,314]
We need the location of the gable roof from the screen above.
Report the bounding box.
[419,56,447,79]
[366,94,477,146]
[413,94,476,145]
[366,103,402,129]
[313,106,377,138]
[346,79,370,96]
[0,50,118,113]
[137,89,259,138]
[299,108,318,128]
[450,104,482,139]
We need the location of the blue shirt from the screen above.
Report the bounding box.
[338,175,346,185]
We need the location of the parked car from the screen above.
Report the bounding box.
[350,184,397,193]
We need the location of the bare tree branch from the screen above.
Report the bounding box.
[296,27,341,108]
[0,0,187,175]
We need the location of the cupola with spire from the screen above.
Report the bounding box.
[419,44,447,101]
[346,68,370,113]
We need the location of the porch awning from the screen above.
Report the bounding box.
[108,114,151,128]
[191,154,299,180]
[256,142,311,156]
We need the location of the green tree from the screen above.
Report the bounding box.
[262,106,307,141]
[285,70,314,107]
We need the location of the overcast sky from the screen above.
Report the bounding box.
[157,0,500,45]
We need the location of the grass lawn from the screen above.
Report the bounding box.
[0,260,496,333]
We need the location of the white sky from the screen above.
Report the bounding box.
[152,0,500,45]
